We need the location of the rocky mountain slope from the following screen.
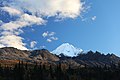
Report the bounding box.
[74,51,120,67]
[0,47,120,68]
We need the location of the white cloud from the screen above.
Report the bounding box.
[1,14,45,31]
[30,41,37,48]
[42,31,56,38]
[42,31,49,38]
[46,37,58,43]
[50,37,58,41]
[0,35,27,50]
[20,14,45,25]
[0,20,3,26]
[47,39,52,43]
[42,31,58,42]
[1,7,22,15]
[49,32,55,36]
[92,16,96,21]
[0,20,3,23]
[9,0,84,19]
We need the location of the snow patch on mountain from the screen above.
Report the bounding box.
[52,43,83,57]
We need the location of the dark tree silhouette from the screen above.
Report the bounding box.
[0,61,120,80]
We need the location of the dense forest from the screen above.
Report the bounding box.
[0,61,120,80]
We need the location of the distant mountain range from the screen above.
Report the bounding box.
[0,43,120,68]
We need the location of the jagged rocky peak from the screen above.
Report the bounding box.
[52,43,83,57]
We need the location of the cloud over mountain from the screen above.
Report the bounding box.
[0,0,84,50]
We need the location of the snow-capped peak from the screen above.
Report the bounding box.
[52,43,83,57]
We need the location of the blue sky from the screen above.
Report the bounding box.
[35,0,120,55]
[0,0,120,56]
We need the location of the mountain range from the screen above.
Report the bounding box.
[0,43,120,68]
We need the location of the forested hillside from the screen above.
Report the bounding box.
[0,61,120,80]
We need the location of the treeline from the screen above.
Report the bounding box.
[0,62,120,80]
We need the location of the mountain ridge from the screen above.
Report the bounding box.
[0,47,120,68]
